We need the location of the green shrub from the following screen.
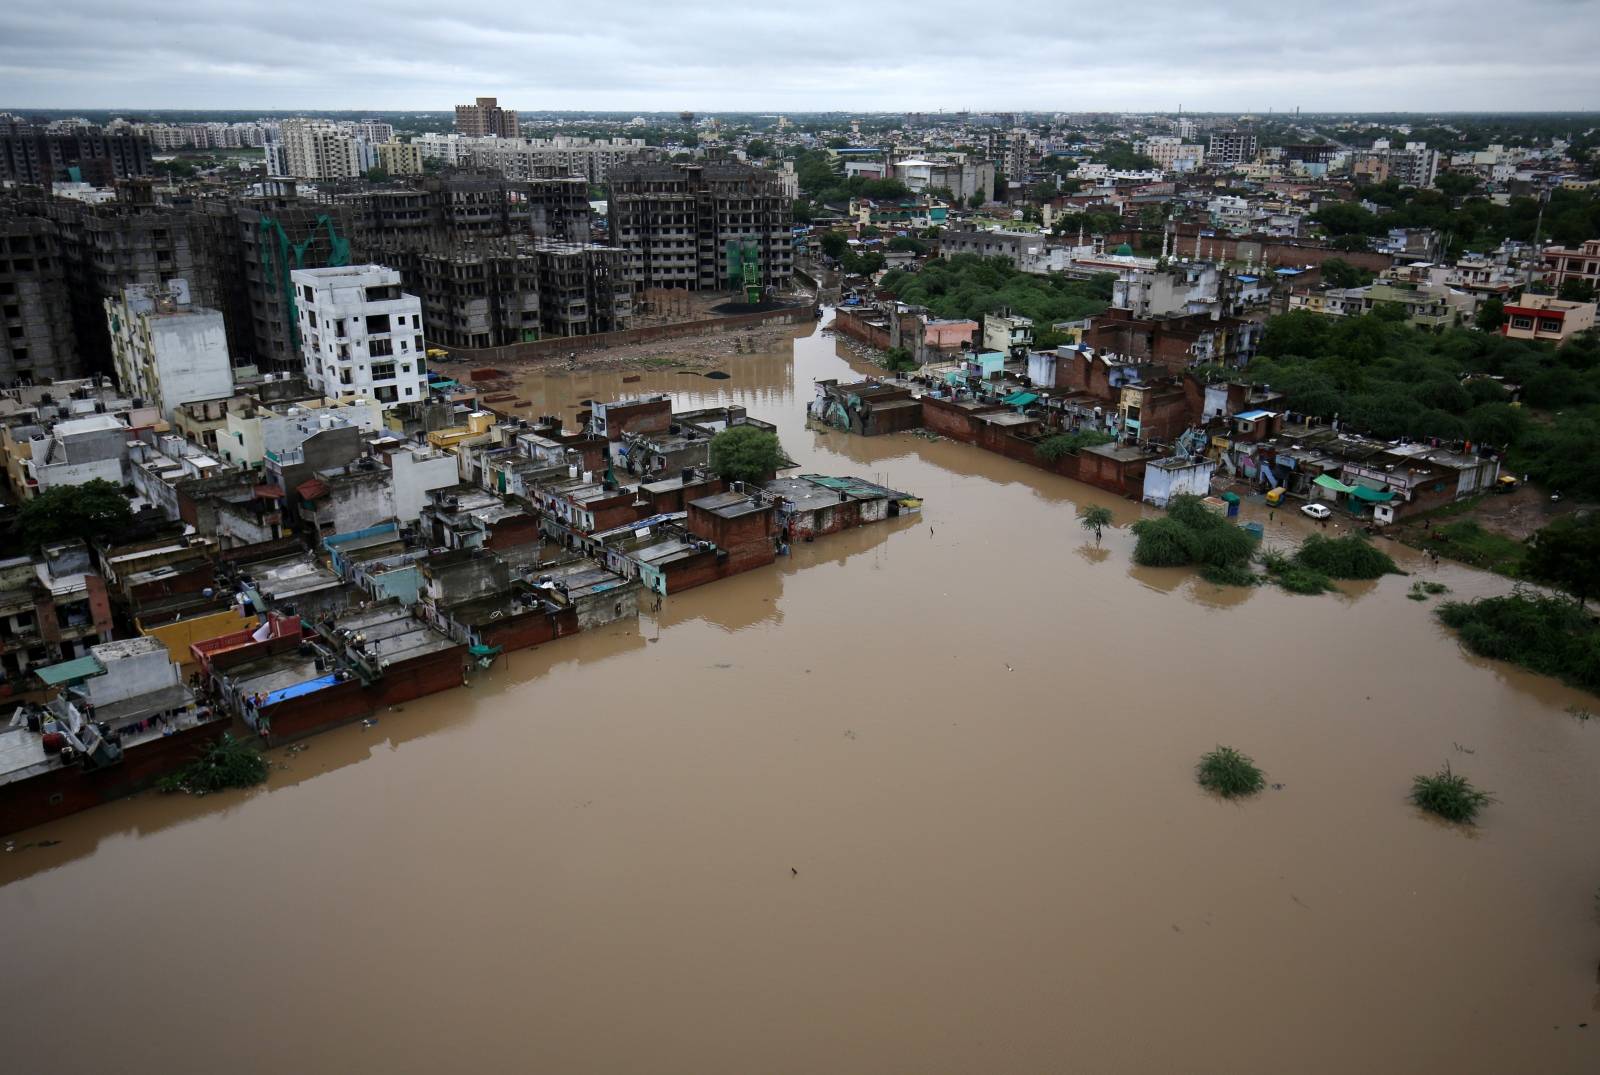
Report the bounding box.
[1131,495,1257,584]
[1293,533,1400,579]
[1275,566,1335,594]
[1410,763,1493,823]
[1196,746,1266,798]
[1201,561,1259,587]
[1036,429,1112,461]
[1437,593,1600,694]
[1130,516,1196,567]
[157,734,268,795]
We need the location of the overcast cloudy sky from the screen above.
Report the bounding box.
[3,0,1599,112]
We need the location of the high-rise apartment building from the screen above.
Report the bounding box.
[292,265,427,408]
[455,97,520,139]
[1207,130,1259,166]
[376,142,425,176]
[607,161,793,292]
[273,120,376,180]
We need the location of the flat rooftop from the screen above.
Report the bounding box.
[691,491,770,519]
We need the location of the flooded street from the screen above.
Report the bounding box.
[4,313,1599,1074]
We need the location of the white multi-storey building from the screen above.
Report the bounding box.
[104,280,235,421]
[1133,136,1206,173]
[291,266,427,409]
[272,119,376,180]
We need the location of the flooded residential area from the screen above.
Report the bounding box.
[3,313,1598,1074]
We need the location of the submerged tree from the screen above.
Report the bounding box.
[1078,504,1114,544]
[709,425,784,484]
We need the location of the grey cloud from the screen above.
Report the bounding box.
[1,0,1598,110]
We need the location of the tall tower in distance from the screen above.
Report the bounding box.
[455,96,520,139]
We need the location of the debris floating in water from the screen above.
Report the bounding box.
[703,371,731,380]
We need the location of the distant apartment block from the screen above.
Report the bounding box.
[376,141,424,176]
[455,97,520,139]
[272,120,377,181]
[607,161,793,292]
[1207,130,1258,166]
[0,125,153,185]
[1133,136,1206,172]
[292,265,427,408]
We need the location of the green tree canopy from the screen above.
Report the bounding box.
[1524,513,1600,605]
[880,254,1111,325]
[708,426,785,484]
[16,478,133,549]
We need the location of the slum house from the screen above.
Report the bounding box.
[763,474,921,541]
[416,547,514,633]
[579,513,721,596]
[616,424,714,478]
[217,601,464,743]
[810,379,925,435]
[681,489,779,584]
[0,541,117,684]
[635,470,726,515]
[1117,380,1190,446]
[1082,308,1261,373]
[533,556,642,630]
[419,486,542,553]
[1,640,223,836]
[587,395,672,442]
[919,394,1153,497]
[242,551,354,620]
[431,585,579,655]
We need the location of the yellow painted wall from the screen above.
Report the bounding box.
[138,607,256,666]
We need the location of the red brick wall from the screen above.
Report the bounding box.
[485,515,542,551]
[481,605,579,651]
[687,502,777,550]
[0,719,224,837]
[833,309,893,350]
[600,398,672,441]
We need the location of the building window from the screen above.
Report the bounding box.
[1511,316,1533,329]
[1540,319,1562,332]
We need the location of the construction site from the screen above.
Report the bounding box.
[0,160,798,385]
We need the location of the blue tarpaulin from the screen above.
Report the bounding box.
[264,674,338,707]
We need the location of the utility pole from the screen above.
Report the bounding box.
[1526,184,1550,293]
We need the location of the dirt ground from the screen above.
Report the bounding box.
[1396,483,1582,542]
[490,323,808,377]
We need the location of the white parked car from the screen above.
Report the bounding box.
[1301,503,1332,520]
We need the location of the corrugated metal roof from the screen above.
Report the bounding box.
[35,655,105,685]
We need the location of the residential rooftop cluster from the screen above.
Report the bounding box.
[0,365,919,833]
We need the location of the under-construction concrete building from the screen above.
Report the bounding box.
[16,183,226,373]
[0,211,78,383]
[206,191,355,371]
[394,245,541,350]
[607,161,794,293]
[532,241,633,337]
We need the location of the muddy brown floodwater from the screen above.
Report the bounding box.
[4,313,1600,1074]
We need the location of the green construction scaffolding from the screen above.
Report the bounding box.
[724,238,763,303]
[259,214,350,350]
